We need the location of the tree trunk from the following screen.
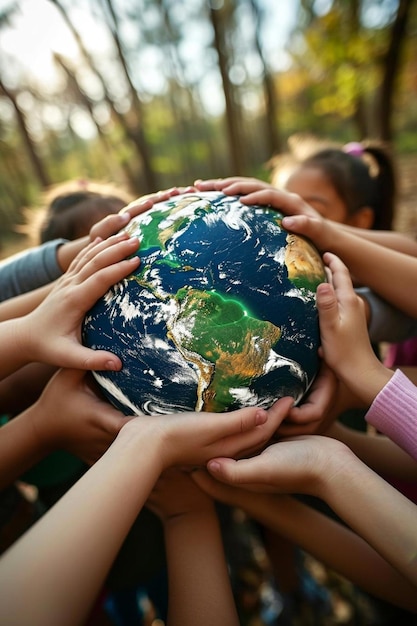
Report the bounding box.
[0,80,50,188]
[209,4,245,174]
[249,0,281,158]
[51,0,157,193]
[377,0,414,142]
[102,0,157,192]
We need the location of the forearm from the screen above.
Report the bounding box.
[0,428,164,626]
[164,507,239,626]
[328,422,417,481]
[0,318,34,379]
[0,284,54,321]
[0,408,51,489]
[236,492,417,611]
[0,363,54,415]
[337,359,393,410]
[340,225,417,256]
[322,227,417,318]
[321,452,417,586]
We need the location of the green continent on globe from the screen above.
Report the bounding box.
[126,195,209,258]
[167,288,281,412]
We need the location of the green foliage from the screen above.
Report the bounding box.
[0,0,416,243]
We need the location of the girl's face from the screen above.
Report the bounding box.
[284,165,349,224]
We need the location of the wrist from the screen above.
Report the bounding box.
[164,502,217,528]
[56,237,88,272]
[23,401,56,457]
[163,505,219,543]
[114,419,166,473]
[314,439,357,501]
[7,317,34,366]
[340,360,393,407]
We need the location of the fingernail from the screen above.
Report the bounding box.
[282,217,294,227]
[207,460,221,472]
[105,360,121,371]
[255,409,268,425]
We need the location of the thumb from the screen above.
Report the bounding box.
[191,468,245,507]
[316,282,339,328]
[57,343,122,372]
[206,456,262,487]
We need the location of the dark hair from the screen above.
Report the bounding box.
[39,189,127,243]
[300,143,396,231]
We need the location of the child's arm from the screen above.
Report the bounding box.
[192,469,417,612]
[337,223,417,256]
[327,421,417,481]
[0,368,129,489]
[0,397,290,626]
[148,469,239,626]
[204,434,417,587]
[0,363,55,415]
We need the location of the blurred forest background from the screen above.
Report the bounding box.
[0,0,416,252]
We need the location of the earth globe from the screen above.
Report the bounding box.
[82,191,326,416]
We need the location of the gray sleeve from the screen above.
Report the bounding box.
[0,239,68,302]
[356,286,417,343]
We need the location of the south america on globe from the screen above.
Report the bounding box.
[82,191,326,415]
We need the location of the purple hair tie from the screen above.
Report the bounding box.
[343,142,364,157]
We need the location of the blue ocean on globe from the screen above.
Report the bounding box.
[82,191,326,416]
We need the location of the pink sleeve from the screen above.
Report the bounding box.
[365,369,417,461]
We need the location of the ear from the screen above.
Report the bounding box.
[348,206,375,229]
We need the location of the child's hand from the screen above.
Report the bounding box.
[88,197,155,241]
[194,178,321,220]
[202,434,351,499]
[88,188,196,248]
[275,361,339,437]
[147,468,214,523]
[317,253,393,404]
[122,186,197,214]
[25,233,140,371]
[194,176,273,195]
[30,368,128,464]
[117,396,294,470]
[281,212,334,249]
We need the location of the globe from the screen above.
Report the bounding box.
[82,191,326,416]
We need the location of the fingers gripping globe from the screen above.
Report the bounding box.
[82,192,326,416]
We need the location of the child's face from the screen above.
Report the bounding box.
[284,166,349,224]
